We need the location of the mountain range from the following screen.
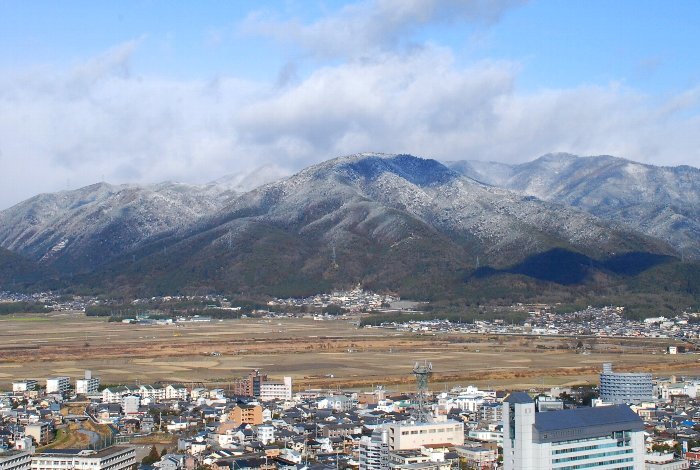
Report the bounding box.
[1,152,698,311]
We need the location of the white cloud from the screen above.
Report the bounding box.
[1,21,700,209]
[241,0,524,59]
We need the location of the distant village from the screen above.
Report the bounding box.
[1,364,700,470]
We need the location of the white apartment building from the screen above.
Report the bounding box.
[503,392,646,470]
[139,385,166,402]
[166,384,189,400]
[102,386,138,404]
[260,377,292,401]
[0,450,31,470]
[121,395,140,415]
[11,381,37,393]
[359,428,390,470]
[600,363,653,404]
[45,377,70,395]
[76,371,100,395]
[257,425,275,445]
[25,422,53,445]
[31,447,135,470]
[386,420,464,451]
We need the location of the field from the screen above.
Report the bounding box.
[1,311,699,391]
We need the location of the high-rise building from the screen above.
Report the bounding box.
[599,363,653,404]
[359,428,390,470]
[503,392,646,470]
[232,370,267,397]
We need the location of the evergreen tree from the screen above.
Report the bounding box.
[142,445,160,465]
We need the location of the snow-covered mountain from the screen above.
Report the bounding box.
[446,153,700,259]
[0,181,236,271]
[70,153,673,297]
[0,164,292,272]
[0,152,688,297]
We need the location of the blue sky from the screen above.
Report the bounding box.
[1,0,699,208]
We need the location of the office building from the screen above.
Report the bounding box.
[503,392,646,470]
[386,420,464,451]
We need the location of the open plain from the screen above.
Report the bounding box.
[1,311,699,391]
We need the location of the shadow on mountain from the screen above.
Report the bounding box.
[341,155,458,187]
[470,248,675,285]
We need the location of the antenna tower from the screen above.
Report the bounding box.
[412,360,433,422]
[331,243,338,269]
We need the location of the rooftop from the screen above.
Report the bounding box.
[534,405,643,432]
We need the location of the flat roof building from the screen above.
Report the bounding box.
[31,447,135,470]
[0,450,32,470]
[503,392,646,470]
[386,420,464,451]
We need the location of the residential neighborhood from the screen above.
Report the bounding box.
[1,365,700,470]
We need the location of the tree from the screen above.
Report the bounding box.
[160,447,169,457]
[142,445,160,465]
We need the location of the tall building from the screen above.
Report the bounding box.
[359,428,390,470]
[232,370,267,397]
[599,363,653,404]
[503,392,646,470]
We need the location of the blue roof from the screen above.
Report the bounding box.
[505,392,534,404]
[535,405,642,432]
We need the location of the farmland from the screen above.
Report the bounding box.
[0,311,698,391]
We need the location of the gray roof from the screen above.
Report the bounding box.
[530,404,645,443]
[504,392,533,404]
[534,404,641,432]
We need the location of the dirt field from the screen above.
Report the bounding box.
[1,311,698,391]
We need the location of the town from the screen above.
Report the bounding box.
[1,362,699,470]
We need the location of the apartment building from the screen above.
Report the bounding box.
[11,381,37,393]
[0,451,31,470]
[600,363,653,404]
[359,428,389,470]
[45,377,70,395]
[25,422,54,445]
[31,447,135,470]
[260,377,292,401]
[229,405,263,426]
[75,371,100,395]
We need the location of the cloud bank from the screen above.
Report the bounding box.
[1,0,699,209]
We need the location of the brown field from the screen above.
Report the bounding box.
[1,311,699,391]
